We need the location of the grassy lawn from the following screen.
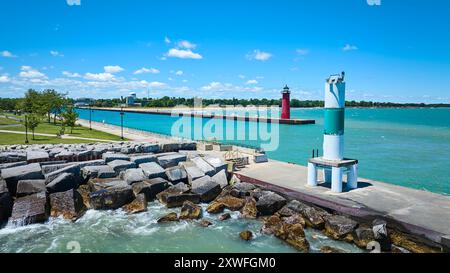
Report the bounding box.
[0,133,101,145]
[0,117,125,144]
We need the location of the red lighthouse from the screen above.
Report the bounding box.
[281,85,291,119]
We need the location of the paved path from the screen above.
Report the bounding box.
[236,159,450,247]
[0,129,117,143]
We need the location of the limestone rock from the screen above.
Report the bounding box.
[255,191,286,216]
[130,154,156,165]
[157,153,187,169]
[240,230,253,241]
[0,180,13,223]
[77,184,92,209]
[132,177,170,201]
[232,182,256,197]
[219,213,231,221]
[45,164,81,185]
[10,192,49,226]
[191,157,216,176]
[352,226,376,248]
[324,215,358,240]
[49,189,85,220]
[215,196,245,211]
[102,153,129,163]
[157,212,178,223]
[16,179,46,197]
[180,161,205,184]
[206,202,225,214]
[191,176,221,203]
[320,246,346,253]
[81,165,116,181]
[286,200,329,229]
[241,197,257,219]
[107,160,136,174]
[200,219,213,227]
[262,215,309,252]
[120,168,146,185]
[212,170,228,188]
[140,162,166,179]
[156,185,200,208]
[282,214,306,228]
[89,184,134,210]
[179,201,202,220]
[165,166,188,184]
[203,155,227,174]
[122,193,147,214]
[46,173,80,194]
[1,163,44,195]
[26,150,49,161]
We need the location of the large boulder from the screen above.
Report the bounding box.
[324,215,358,240]
[49,189,86,220]
[156,184,200,208]
[122,193,147,214]
[132,178,170,201]
[0,161,27,172]
[120,168,147,185]
[45,164,81,184]
[232,182,256,197]
[262,215,310,252]
[157,212,178,223]
[26,150,49,162]
[191,176,222,203]
[352,226,376,248]
[241,197,257,219]
[206,202,225,214]
[203,156,227,173]
[130,154,156,165]
[16,179,46,197]
[215,196,245,211]
[179,201,202,220]
[191,157,215,176]
[0,180,13,224]
[102,153,129,163]
[107,160,136,174]
[140,162,166,179]
[9,192,49,226]
[240,230,253,241]
[157,153,187,169]
[286,200,329,229]
[372,219,391,251]
[89,183,134,210]
[141,144,160,153]
[1,163,44,195]
[165,166,188,184]
[255,191,286,216]
[46,173,80,194]
[88,178,130,192]
[81,165,116,181]
[77,184,91,209]
[179,161,205,184]
[42,163,74,175]
[212,170,228,188]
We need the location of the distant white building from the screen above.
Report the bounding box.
[126,92,137,106]
[74,98,94,107]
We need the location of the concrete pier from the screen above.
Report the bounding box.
[235,159,450,250]
[78,107,316,125]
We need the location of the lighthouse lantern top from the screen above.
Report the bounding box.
[282,85,290,94]
[326,71,345,84]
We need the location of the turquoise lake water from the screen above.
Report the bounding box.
[77,107,450,196]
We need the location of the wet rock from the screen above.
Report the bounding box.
[130,154,156,165]
[324,215,358,240]
[122,193,147,214]
[372,219,391,251]
[77,184,91,209]
[212,170,228,188]
[165,166,188,184]
[81,165,116,181]
[191,176,222,203]
[241,197,257,219]
[388,229,439,253]
[88,178,129,192]
[132,177,170,201]
[219,213,231,221]
[215,196,245,211]
[49,189,85,220]
[0,180,13,223]
[203,155,227,174]
[26,150,49,161]
[276,206,296,217]
[120,168,146,185]
[16,179,46,197]
[45,164,81,185]
[107,160,136,174]
[140,162,166,179]
[261,215,285,236]
[286,200,329,229]
[1,163,44,195]
[206,202,225,214]
[46,173,80,194]
[10,192,49,225]
[255,191,286,216]
[191,157,216,176]
[232,182,256,197]
[157,153,187,169]
[240,230,253,241]
[179,201,202,220]
[262,215,309,252]
[157,212,178,223]
[352,226,376,248]
[102,153,129,163]
[199,219,213,227]
[89,184,134,210]
[282,214,306,228]
[156,185,200,208]
[320,246,346,253]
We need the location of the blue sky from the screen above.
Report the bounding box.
[0,0,449,103]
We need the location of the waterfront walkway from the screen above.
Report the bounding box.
[0,129,117,143]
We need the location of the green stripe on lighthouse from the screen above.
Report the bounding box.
[324,108,345,135]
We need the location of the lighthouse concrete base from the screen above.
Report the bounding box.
[307,157,358,193]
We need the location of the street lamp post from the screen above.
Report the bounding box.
[120,106,124,140]
[25,115,29,144]
[89,105,94,130]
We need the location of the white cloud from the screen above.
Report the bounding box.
[296,49,309,55]
[1,50,16,58]
[201,81,262,93]
[84,72,116,81]
[246,49,272,61]
[246,79,258,85]
[238,74,246,79]
[104,65,124,73]
[50,50,64,57]
[62,71,81,78]
[164,36,171,44]
[343,44,358,51]
[177,40,196,49]
[166,48,202,59]
[134,67,160,74]
[19,66,47,79]
[175,70,184,76]
[66,0,81,6]
[0,75,10,83]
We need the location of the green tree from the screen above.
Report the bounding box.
[60,106,78,133]
[25,114,41,140]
